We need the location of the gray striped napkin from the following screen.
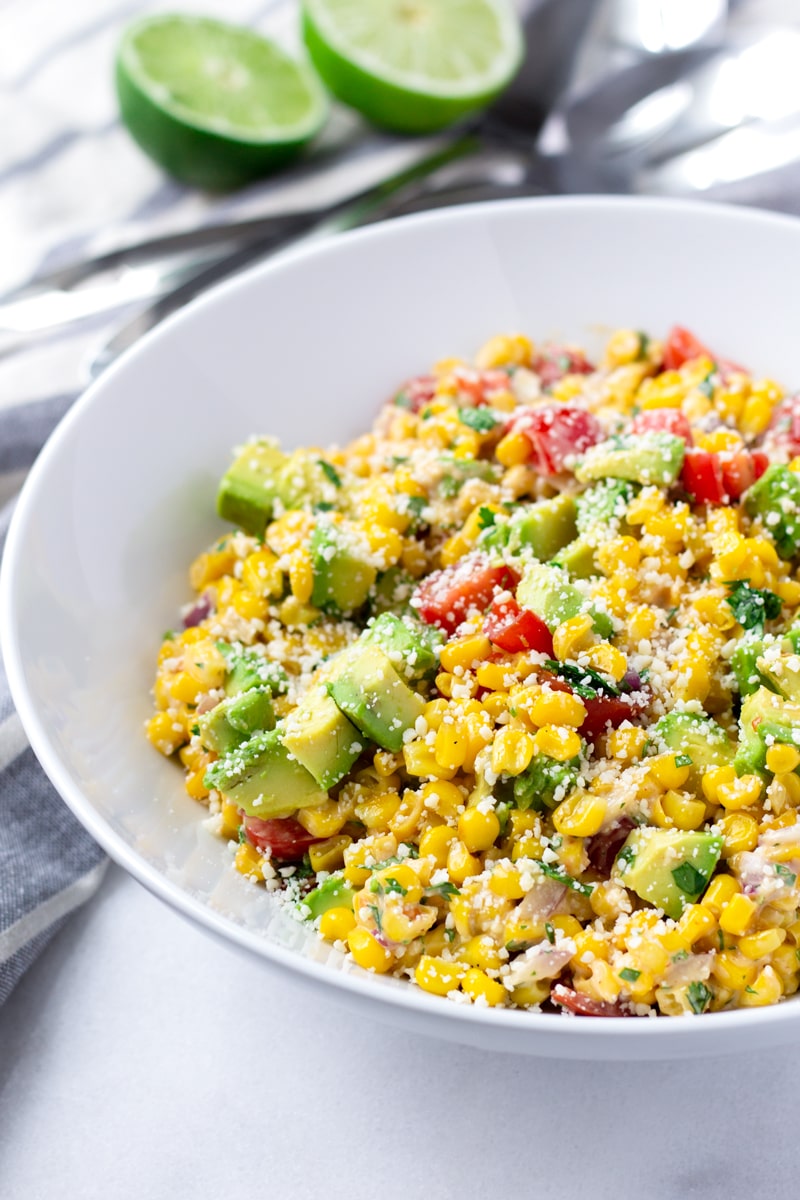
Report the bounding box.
[0,395,107,1004]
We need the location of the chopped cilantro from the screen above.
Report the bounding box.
[538,861,594,895]
[745,985,758,995]
[671,950,689,962]
[393,390,412,409]
[237,826,247,844]
[314,500,335,512]
[439,475,459,498]
[426,881,460,900]
[506,939,534,953]
[318,459,342,488]
[616,844,636,868]
[665,606,679,625]
[384,877,408,896]
[674,754,693,768]
[445,928,456,944]
[636,331,650,360]
[619,967,641,983]
[775,863,797,887]
[368,904,383,934]
[687,980,712,1014]
[697,377,715,399]
[402,843,420,859]
[671,862,707,896]
[162,629,176,641]
[191,724,200,736]
[458,407,499,434]
[726,580,781,634]
[543,658,620,698]
[477,506,496,530]
[544,922,555,945]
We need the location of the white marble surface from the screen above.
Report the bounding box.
[0,864,797,1199]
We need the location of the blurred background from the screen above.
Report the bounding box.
[1,0,800,435]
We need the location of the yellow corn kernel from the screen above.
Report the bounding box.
[419,824,458,867]
[422,699,448,731]
[625,489,665,525]
[702,764,737,804]
[354,792,402,830]
[231,587,268,621]
[447,839,482,885]
[439,633,491,673]
[434,671,455,698]
[777,578,800,606]
[597,535,642,576]
[168,671,203,705]
[491,726,535,777]
[739,964,783,1007]
[414,955,465,996]
[717,812,760,859]
[496,430,532,467]
[719,893,757,936]
[308,835,351,874]
[458,807,501,853]
[146,711,186,756]
[219,800,240,841]
[370,863,424,905]
[552,613,594,661]
[362,524,403,566]
[371,750,401,779]
[490,862,525,900]
[771,942,800,980]
[528,689,587,729]
[461,934,502,971]
[572,928,609,963]
[434,722,468,773]
[660,791,706,831]
[677,904,718,946]
[717,774,762,811]
[576,959,622,1003]
[532,725,582,763]
[701,874,740,915]
[189,545,238,590]
[627,606,657,643]
[287,549,314,605]
[234,842,264,881]
[649,754,692,791]
[388,790,427,840]
[511,980,551,1007]
[482,690,510,720]
[461,967,506,1006]
[738,927,786,961]
[298,801,348,839]
[739,392,774,437]
[347,927,393,973]
[589,880,625,920]
[476,332,533,369]
[692,593,737,631]
[241,549,282,598]
[711,950,756,992]
[607,726,649,763]
[420,779,465,822]
[183,767,208,801]
[475,660,515,691]
[766,744,800,775]
[404,740,456,780]
[266,510,315,556]
[394,465,426,497]
[552,791,605,838]
[279,595,321,628]
[673,657,710,705]
[319,906,357,942]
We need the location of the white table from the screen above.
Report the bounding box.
[0,864,797,1199]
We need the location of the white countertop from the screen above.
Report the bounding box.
[0,865,797,1199]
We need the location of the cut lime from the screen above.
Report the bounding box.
[116,15,329,190]
[301,0,523,134]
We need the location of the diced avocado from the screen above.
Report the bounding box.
[217,439,288,535]
[304,872,356,919]
[576,479,636,535]
[744,465,800,560]
[507,494,577,562]
[552,537,597,579]
[204,727,326,817]
[310,520,376,615]
[653,711,735,793]
[478,517,511,554]
[512,754,581,812]
[327,643,425,753]
[756,650,800,703]
[364,612,442,683]
[277,449,343,511]
[616,828,723,920]
[281,684,363,789]
[369,567,415,617]
[219,643,288,698]
[735,686,800,775]
[516,563,613,637]
[730,635,777,699]
[198,689,275,754]
[437,454,502,498]
[575,433,685,487]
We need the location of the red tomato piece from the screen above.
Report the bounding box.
[531,346,595,389]
[681,447,727,505]
[630,408,693,445]
[719,450,768,500]
[580,693,649,740]
[551,984,632,1018]
[663,325,712,371]
[484,596,554,655]
[244,816,322,862]
[393,374,436,413]
[508,405,603,476]
[412,554,520,636]
[452,365,511,404]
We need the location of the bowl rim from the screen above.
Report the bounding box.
[5,192,800,1044]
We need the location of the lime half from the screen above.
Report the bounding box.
[116,15,329,190]
[301,0,523,134]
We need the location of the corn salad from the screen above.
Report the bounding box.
[148,324,800,1017]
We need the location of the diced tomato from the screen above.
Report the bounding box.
[531,345,594,389]
[452,365,511,404]
[243,816,322,862]
[581,693,649,739]
[484,596,554,656]
[767,394,800,458]
[681,447,727,505]
[507,404,603,476]
[663,325,712,371]
[630,408,693,445]
[719,449,768,500]
[412,554,519,636]
[551,984,632,1018]
[393,374,436,412]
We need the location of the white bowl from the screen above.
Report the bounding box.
[4,196,800,1060]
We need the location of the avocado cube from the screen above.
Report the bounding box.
[516,563,613,637]
[616,828,722,919]
[735,686,800,775]
[281,685,363,790]
[369,566,416,618]
[730,635,776,699]
[277,449,343,511]
[219,643,289,698]
[217,439,287,535]
[756,650,800,703]
[198,689,275,754]
[576,433,685,487]
[653,711,734,793]
[552,537,598,579]
[365,612,442,683]
[744,465,800,559]
[304,873,356,919]
[327,643,425,754]
[204,727,326,817]
[310,521,376,616]
[507,494,577,562]
[513,754,581,812]
[576,479,635,535]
